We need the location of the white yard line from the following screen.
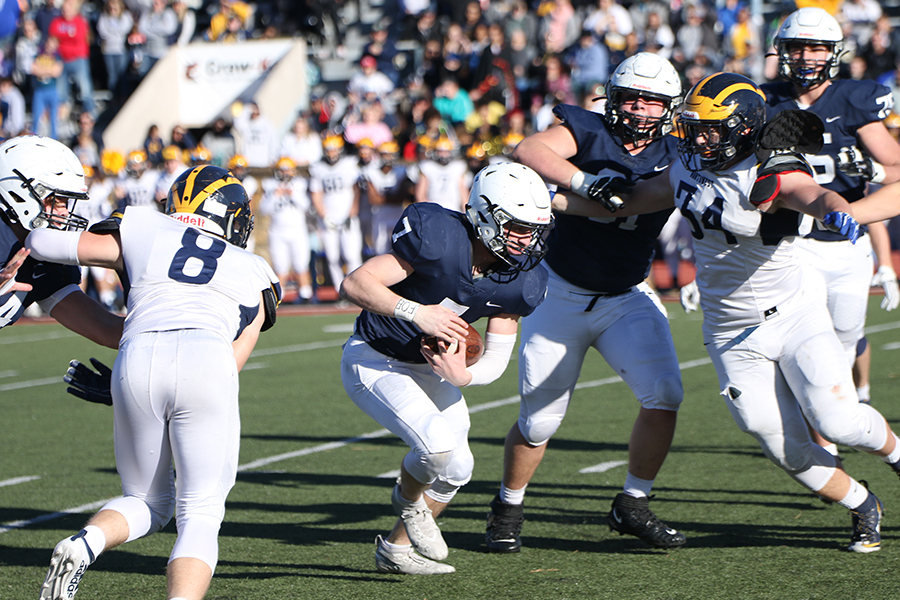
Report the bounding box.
[580,460,628,474]
[0,475,40,488]
[0,353,715,533]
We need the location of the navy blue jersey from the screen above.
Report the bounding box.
[0,223,80,329]
[545,104,679,292]
[762,79,893,204]
[355,202,549,363]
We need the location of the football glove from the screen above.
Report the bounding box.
[822,211,860,244]
[680,279,700,313]
[837,146,886,184]
[569,171,628,213]
[872,265,900,311]
[64,358,112,406]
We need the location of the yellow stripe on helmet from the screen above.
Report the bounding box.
[174,166,242,213]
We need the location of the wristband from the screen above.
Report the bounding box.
[393,298,420,322]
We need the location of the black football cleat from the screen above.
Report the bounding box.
[607,493,686,549]
[485,495,524,553]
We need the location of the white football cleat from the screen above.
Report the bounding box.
[391,484,448,561]
[40,532,95,600]
[374,536,455,575]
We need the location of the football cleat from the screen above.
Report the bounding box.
[374,535,455,575]
[848,493,883,553]
[391,484,448,561]
[485,494,524,553]
[40,531,95,599]
[607,493,686,548]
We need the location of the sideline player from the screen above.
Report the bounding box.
[309,134,363,290]
[29,165,281,599]
[485,52,686,553]
[556,72,900,552]
[762,6,900,408]
[0,136,121,346]
[340,162,553,574]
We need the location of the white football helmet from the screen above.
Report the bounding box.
[605,52,682,143]
[465,162,554,274]
[775,7,844,87]
[0,136,89,231]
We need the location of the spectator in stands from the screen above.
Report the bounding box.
[345,100,394,147]
[726,5,763,81]
[0,0,24,77]
[206,0,253,43]
[460,1,487,41]
[170,0,196,46]
[535,54,575,108]
[539,0,579,55]
[363,18,400,85]
[443,22,474,89]
[136,0,177,76]
[508,28,538,105]
[34,1,61,39]
[233,101,278,168]
[154,144,185,202]
[862,19,898,81]
[433,75,474,126]
[143,123,164,166]
[675,3,717,63]
[842,0,882,49]
[14,16,41,97]
[567,29,609,101]
[347,55,396,108]
[470,24,517,109]
[169,123,196,151]
[30,35,63,139]
[200,117,236,167]
[49,0,95,117]
[96,0,133,96]
[0,77,25,137]
[642,10,674,60]
[717,0,745,40]
[584,0,633,46]
[71,116,103,169]
[504,1,537,44]
[280,114,322,167]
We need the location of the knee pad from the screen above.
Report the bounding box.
[102,496,173,543]
[817,403,888,452]
[645,372,683,411]
[403,449,452,485]
[517,415,561,447]
[789,446,839,493]
[169,514,222,574]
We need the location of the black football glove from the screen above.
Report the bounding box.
[64,358,113,406]
[837,146,886,183]
[569,171,631,213]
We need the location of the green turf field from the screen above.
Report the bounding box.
[3,297,900,600]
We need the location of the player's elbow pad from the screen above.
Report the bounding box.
[464,332,517,386]
[25,229,82,265]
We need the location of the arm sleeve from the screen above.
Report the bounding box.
[464,332,517,386]
[25,229,82,265]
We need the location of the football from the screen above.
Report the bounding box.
[423,323,484,367]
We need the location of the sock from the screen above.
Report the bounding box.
[81,525,106,562]
[856,383,870,404]
[299,284,313,299]
[881,433,900,468]
[623,473,654,498]
[849,492,876,514]
[837,479,869,510]
[499,484,526,505]
[381,538,411,552]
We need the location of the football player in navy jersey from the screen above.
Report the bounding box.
[340,162,553,575]
[483,52,687,553]
[0,136,122,347]
[555,72,900,553]
[761,7,900,411]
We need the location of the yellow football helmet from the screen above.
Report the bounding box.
[677,72,766,172]
[323,134,345,164]
[101,149,126,176]
[228,154,249,170]
[166,165,254,248]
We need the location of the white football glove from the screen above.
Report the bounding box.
[837,146,886,184]
[872,265,900,311]
[680,279,700,313]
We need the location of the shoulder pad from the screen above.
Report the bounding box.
[750,154,813,208]
[261,283,281,332]
[88,211,124,233]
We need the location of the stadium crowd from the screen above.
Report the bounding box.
[3,0,900,304]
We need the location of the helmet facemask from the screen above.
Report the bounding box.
[777,40,843,87]
[678,116,757,172]
[5,168,88,231]
[606,88,680,144]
